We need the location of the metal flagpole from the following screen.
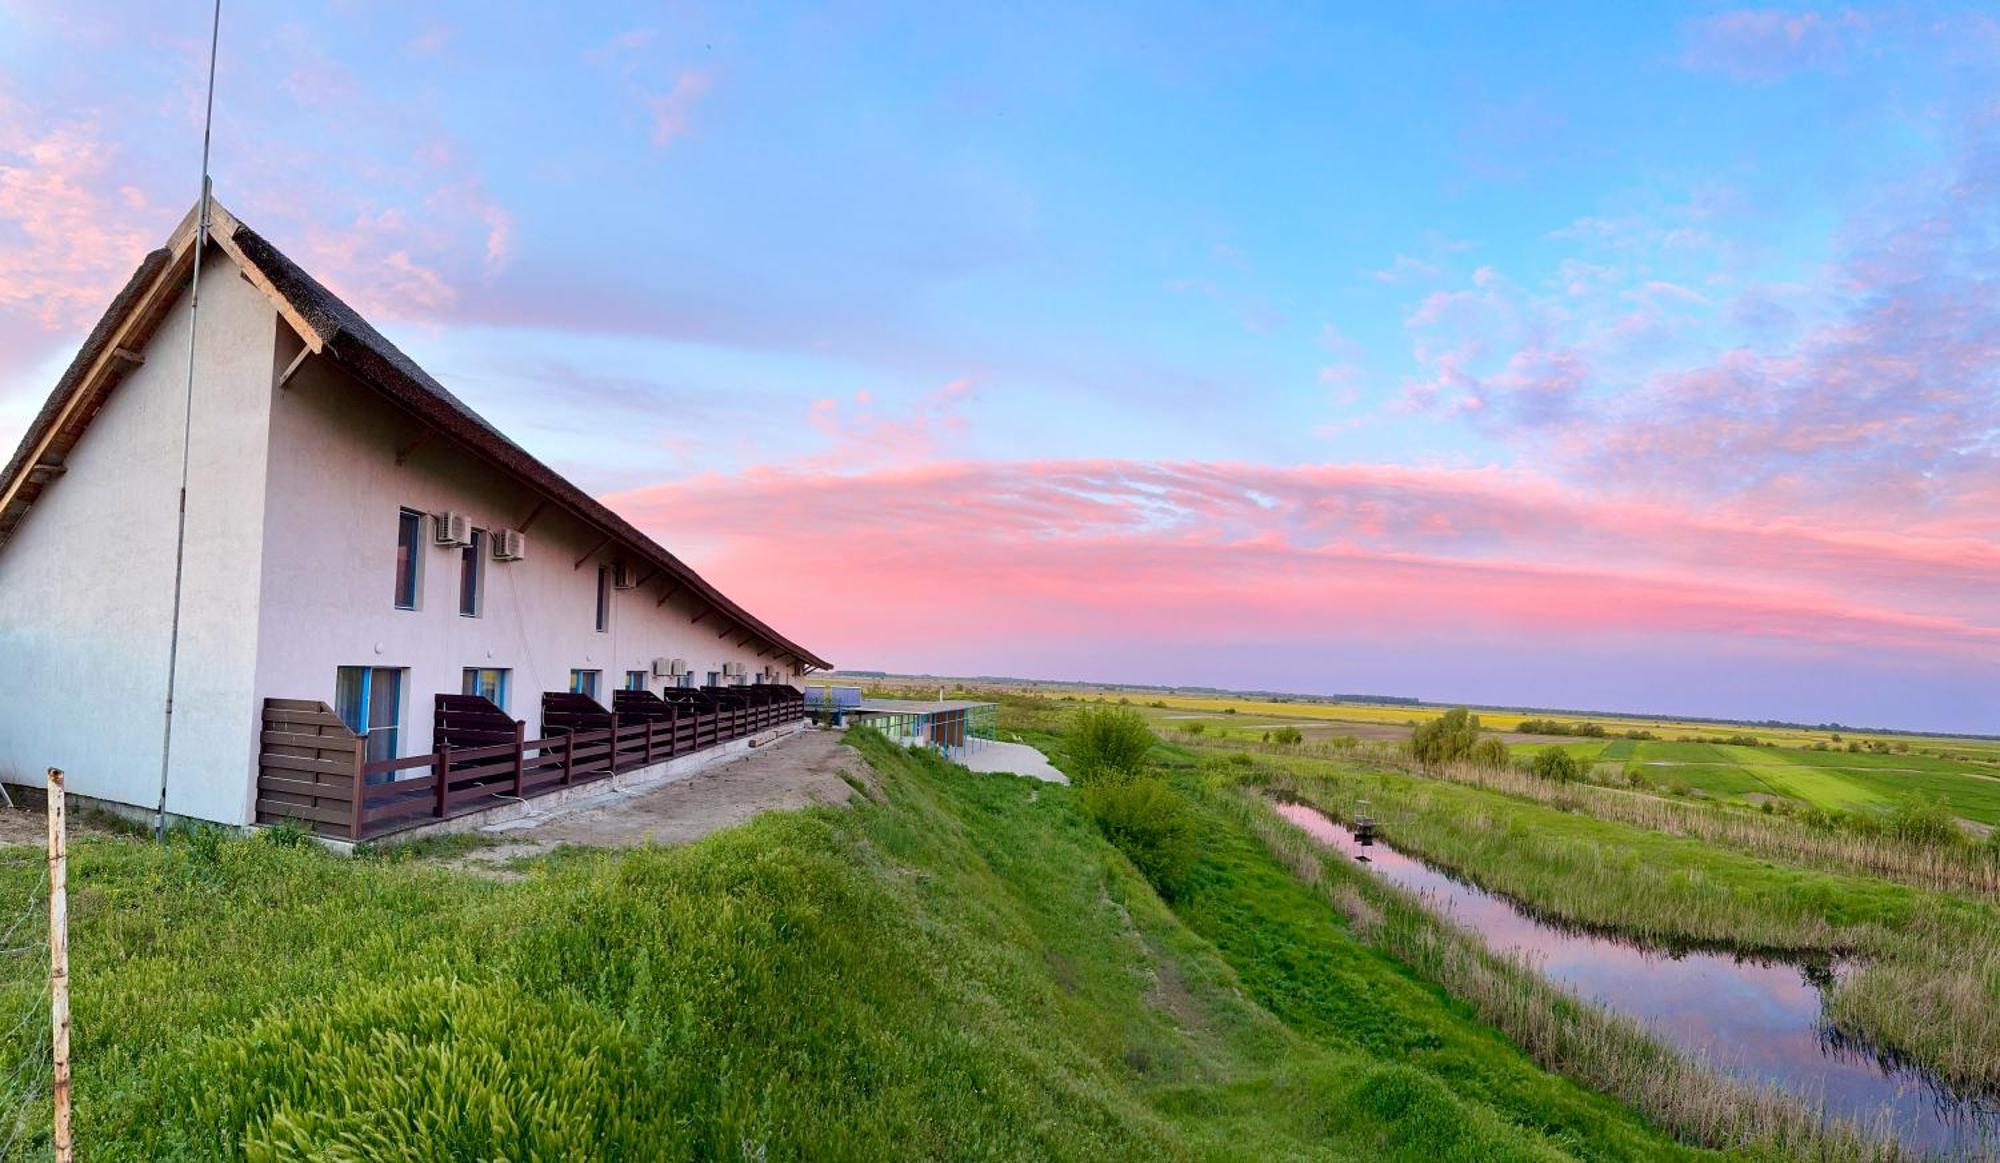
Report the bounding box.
[155,0,223,842]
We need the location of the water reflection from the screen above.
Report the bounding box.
[1272,799,2000,1159]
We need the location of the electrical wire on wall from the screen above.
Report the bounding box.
[154,0,223,842]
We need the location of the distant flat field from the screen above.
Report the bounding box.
[844,677,2000,818]
[1507,737,2000,824]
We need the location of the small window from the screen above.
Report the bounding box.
[707,670,720,688]
[570,669,601,700]
[594,565,611,632]
[336,665,405,771]
[462,667,509,712]
[394,510,423,610]
[459,528,485,617]
[625,670,648,691]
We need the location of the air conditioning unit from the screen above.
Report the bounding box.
[433,511,472,547]
[491,528,526,561]
[652,657,689,678]
[611,562,640,589]
[723,661,743,677]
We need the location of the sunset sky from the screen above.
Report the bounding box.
[1,2,1994,731]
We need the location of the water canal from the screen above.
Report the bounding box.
[1271,799,2000,1159]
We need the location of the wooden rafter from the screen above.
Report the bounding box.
[393,429,434,465]
[573,534,611,570]
[689,607,710,626]
[655,583,682,609]
[516,500,548,533]
[275,346,312,389]
[110,347,144,367]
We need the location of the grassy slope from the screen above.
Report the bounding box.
[0,731,1707,1161]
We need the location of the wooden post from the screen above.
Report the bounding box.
[47,768,70,1163]
[433,741,451,818]
[561,729,574,787]
[608,713,621,773]
[512,721,526,798]
[349,747,365,842]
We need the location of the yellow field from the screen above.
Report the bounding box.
[841,675,1998,756]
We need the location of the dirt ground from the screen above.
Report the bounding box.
[0,798,121,847]
[435,727,870,875]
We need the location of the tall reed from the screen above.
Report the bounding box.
[1225,790,1916,1162]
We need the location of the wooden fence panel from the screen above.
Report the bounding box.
[255,699,361,839]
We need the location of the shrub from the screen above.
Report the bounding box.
[1409,708,1481,768]
[1886,793,1962,848]
[1467,738,1509,768]
[1069,706,1155,784]
[1079,777,1197,898]
[1179,721,1206,737]
[1530,749,1580,783]
[1271,726,1303,746]
[261,820,312,849]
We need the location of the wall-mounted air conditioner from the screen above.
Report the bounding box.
[723,661,743,677]
[611,562,640,589]
[652,657,689,678]
[491,529,526,561]
[433,511,472,547]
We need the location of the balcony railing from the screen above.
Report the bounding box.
[255,685,805,842]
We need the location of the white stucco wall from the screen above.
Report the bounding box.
[251,355,804,763]
[0,249,279,823]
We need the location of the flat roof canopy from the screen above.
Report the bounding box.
[850,699,995,714]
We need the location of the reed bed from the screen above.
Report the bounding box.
[1207,734,2000,898]
[1227,790,1918,1162]
[1254,761,2000,1109]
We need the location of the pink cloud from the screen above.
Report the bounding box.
[1680,8,1871,81]
[0,108,163,330]
[604,459,2000,673]
[649,71,713,147]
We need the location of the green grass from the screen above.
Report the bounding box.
[1502,736,2000,824]
[1253,750,2000,1098]
[0,730,1718,1161]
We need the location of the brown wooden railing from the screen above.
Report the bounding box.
[255,685,804,842]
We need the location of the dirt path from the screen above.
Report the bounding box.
[436,728,869,875]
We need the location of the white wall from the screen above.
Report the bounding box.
[0,250,278,822]
[252,355,804,764]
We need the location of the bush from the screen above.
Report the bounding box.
[1886,793,1962,848]
[1079,777,1197,898]
[1409,708,1481,768]
[1468,738,1509,768]
[1530,749,1580,783]
[1179,721,1206,737]
[1069,706,1155,784]
[1271,726,1303,746]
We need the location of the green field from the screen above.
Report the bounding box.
[0,729,1730,1161]
[1507,737,2000,824]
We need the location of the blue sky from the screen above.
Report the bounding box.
[1,2,1994,730]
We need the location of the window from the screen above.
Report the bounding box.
[707,670,721,688]
[680,673,694,688]
[336,666,405,770]
[394,509,423,610]
[625,670,648,691]
[595,565,611,632]
[570,669,601,700]
[462,667,509,712]
[459,528,485,617]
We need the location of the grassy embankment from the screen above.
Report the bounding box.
[1239,746,2000,1102]
[0,728,1736,1161]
